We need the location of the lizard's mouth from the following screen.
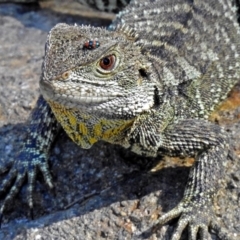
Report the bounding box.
[40,78,123,108]
[40,76,157,119]
[40,80,54,100]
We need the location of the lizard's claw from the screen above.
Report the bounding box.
[0,150,53,222]
[154,201,237,240]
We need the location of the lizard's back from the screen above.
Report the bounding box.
[111,0,240,119]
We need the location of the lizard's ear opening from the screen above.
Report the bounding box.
[154,87,162,106]
[139,68,148,78]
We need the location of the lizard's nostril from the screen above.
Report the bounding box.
[48,70,72,81]
[61,70,71,80]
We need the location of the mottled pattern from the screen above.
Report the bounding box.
[1,0,240,239]
[0,96,60,217]
[77,0,130,13]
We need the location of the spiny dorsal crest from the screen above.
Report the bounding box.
[116,23,139,41]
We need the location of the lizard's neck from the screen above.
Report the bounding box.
[48,100,135,149]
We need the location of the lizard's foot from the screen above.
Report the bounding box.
[0,150,53,223]
[154,201,238,240]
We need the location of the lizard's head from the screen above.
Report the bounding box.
[40,23,162,119]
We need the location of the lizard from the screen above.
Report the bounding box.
[1,0,240,239]
[76,0,131,13]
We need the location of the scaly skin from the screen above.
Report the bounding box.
[1,0,240,239]
[76,0,131,13]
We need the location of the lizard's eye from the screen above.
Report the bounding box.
[99,55,116,71]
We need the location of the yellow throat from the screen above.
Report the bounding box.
[48,101,135,149]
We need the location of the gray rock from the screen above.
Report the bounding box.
[0,0,38,2]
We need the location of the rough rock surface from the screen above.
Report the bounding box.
[0,2,239,240]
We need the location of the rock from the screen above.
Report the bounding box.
[0,0,38,2]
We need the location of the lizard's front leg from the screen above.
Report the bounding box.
[152,119,237,240]
[0,96,60,219]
